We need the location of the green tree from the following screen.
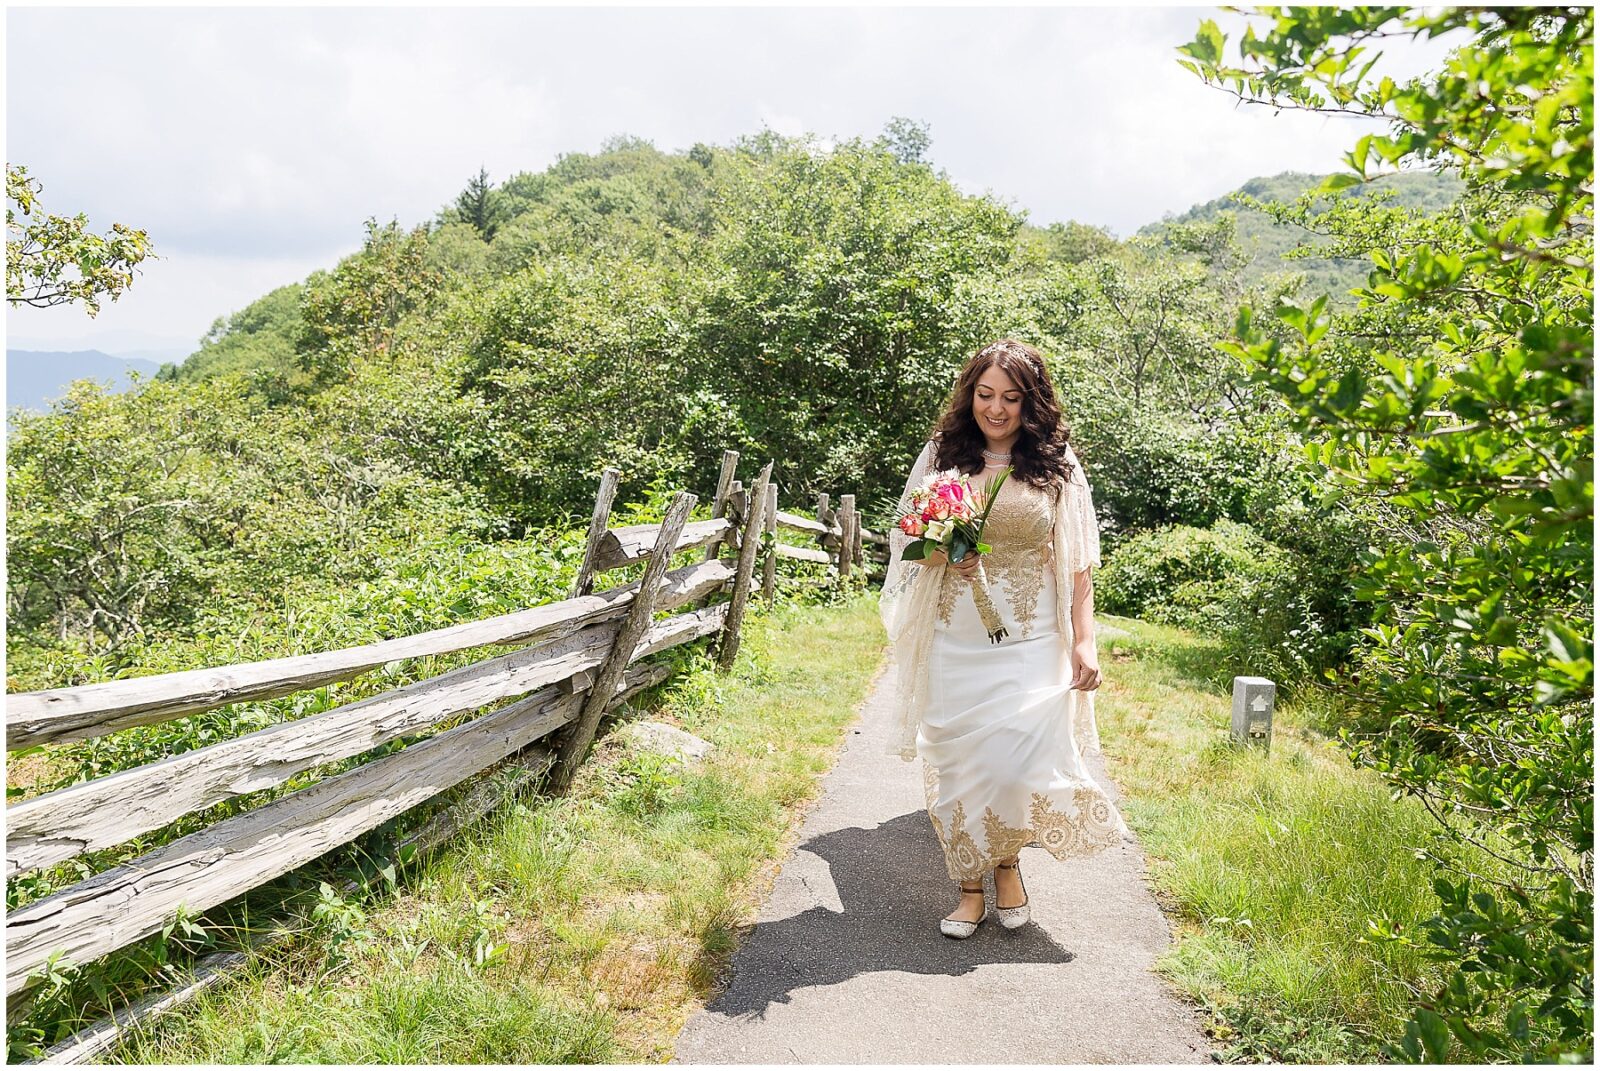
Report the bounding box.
[296,218,441,390]
[5,163,154,316]
[1182,7,1593,1061]
[1028,219,1121,265]
[486,141,715,271]
[1069,224,1250,413]
[877,116,932,165]
[457,249,695,525]
[6,374,486,663]
[454,165,506,241]
[1046,215,1289,533]
[691,131,1027,501]
[158,282,305,384]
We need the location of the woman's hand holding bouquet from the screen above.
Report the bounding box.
[895,467,1013,643]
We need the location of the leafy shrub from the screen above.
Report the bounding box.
[1096,465,1371,690]
[1098,519,1281,630]
[1211,564,1350,692]
[1072,403,1262,541]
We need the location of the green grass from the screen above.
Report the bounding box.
[106,598,1486,1064]
[1093,613,1511,1063]
[111,962,617,1063]
[113,589,887,1064]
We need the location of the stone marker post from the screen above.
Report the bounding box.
[1231,676,1276,750]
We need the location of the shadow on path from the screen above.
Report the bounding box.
[704,811,1077,1020]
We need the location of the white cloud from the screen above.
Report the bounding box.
[5,3,1468,352]
[5,248,347,359]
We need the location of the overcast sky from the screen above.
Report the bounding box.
[5,2,1466,359]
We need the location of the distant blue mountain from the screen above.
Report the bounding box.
[6,349,162,421]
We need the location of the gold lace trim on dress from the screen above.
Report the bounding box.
[922,760,1124,881]
[935,475,1058,638]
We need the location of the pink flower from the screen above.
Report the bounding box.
[929,498,951,520]
[899,514,925,536]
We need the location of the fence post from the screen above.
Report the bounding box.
[693,451,740,610]
[762,480,779,605]
[702,451,740,564]
[815,492,832,559]
[570,467,622,599]
[852,503,865,571]
[723,479,745,558]
[548,490,698,792]
[717,461,773,670]
[837,494,856,583]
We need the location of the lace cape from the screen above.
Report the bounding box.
[877,439,1105,762]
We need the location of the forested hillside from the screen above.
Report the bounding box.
[13,124,1403,689]
[157,166,1461,394]
[1138,169,1464,296]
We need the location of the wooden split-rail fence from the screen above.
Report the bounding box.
[3,448,888,1061]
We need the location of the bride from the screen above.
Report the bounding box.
[878,338,1130,939]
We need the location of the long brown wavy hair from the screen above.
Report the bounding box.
[929,339,1079,491]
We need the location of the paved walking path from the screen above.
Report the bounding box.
[672,639,1215,1064]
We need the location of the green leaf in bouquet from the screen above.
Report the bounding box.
[975,467,1011,530]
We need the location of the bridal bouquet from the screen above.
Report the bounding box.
[896,467,1013,643]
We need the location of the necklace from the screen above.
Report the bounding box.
[981,447,1012,461]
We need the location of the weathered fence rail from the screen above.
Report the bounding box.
[4,449,887,1057]
[26,741,563,1064]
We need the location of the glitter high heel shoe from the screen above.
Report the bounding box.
[940,881,987,939]
[995,859,1030,929]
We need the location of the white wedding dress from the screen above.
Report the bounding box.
[879,439,1130,881]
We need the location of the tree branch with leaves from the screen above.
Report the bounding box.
[1180,6,1592,1063]
[6,163,154,316]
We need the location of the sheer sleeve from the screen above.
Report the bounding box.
[878,439,946,761]
[1053,442,1106,755]
[1057,445,1103,576]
